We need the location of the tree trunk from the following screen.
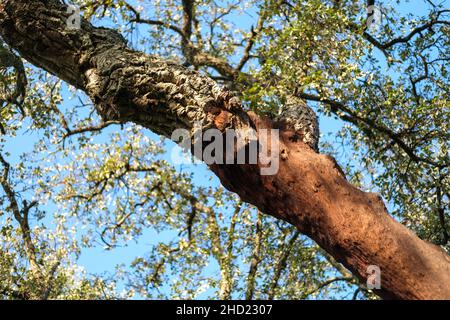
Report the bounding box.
[0,0,449,299]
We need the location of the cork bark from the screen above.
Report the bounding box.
[0,0,449,299]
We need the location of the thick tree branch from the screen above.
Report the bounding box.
[1,0,449,300]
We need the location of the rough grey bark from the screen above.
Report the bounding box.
[1,0,449,299]
[0,0,246,138]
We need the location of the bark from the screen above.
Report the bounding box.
[0,0,449,300]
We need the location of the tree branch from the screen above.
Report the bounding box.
[245,211,263,300]
[0,153,46,299]
[267,230,300,299]
[1,0,449,299]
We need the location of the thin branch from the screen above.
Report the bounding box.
[62,120,122,140]
[368,20,450,50]
[245,211,263,300]
[267,230,300,299]
[436,170,449,245]
[352,288,361,300]
[181,0,195,39]
[301,276,354,299]
[236,9,266,71]
[0,153,44,298]
[0,42,27,110]
[126,2,186,39]
[297,92,449,168]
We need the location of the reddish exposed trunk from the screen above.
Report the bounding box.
[0,0,449,299]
